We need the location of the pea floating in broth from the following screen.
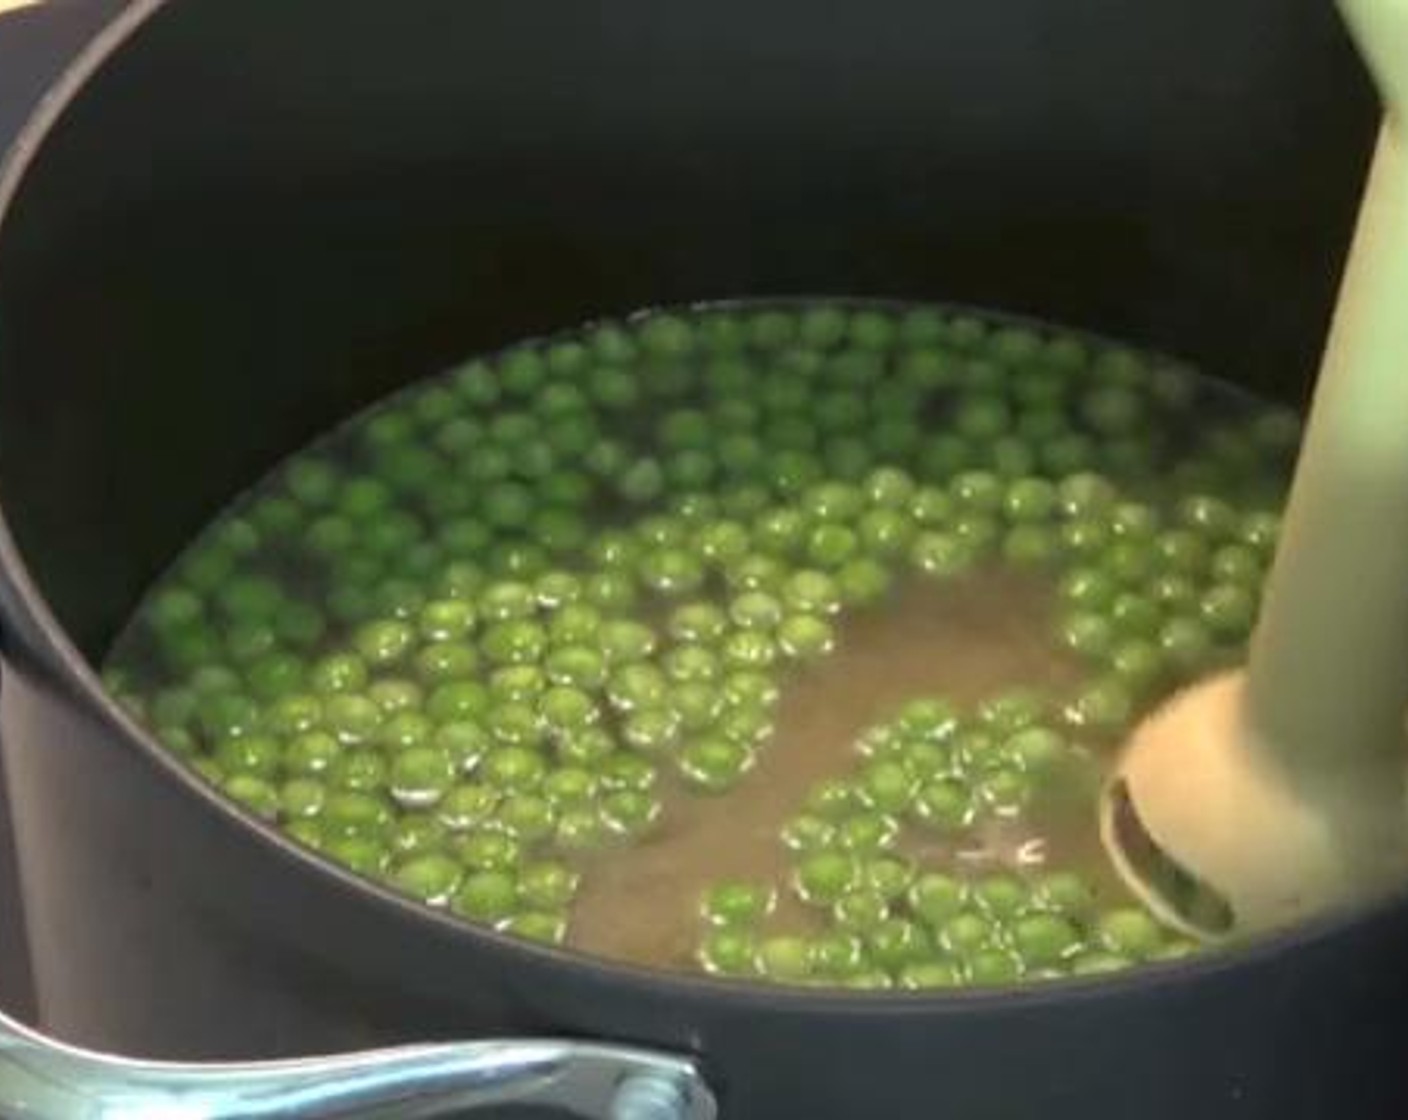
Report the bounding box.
[101,301,1297,989]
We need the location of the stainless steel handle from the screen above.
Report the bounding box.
[0,1006,716,1119]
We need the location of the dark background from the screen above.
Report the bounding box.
[0,0,127,1022]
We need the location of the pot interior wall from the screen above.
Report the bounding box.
[0,0,1375,659]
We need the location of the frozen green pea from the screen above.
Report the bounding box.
[912,779,974,831]
[480,745,547,790]
[911,532,975,578]
[599,619,658,664]
[452,870,520,925]
[669,602,730,643]
[544,645,607,690]
[794,850,859,905]
[1071,950,1134,976]
[964,948,1024,986]
[679,738,754,794]
[938,910,998,955]
[389,815,450,858]
[697,928,759,977]
[393,854,463,906]
[1097,907,1167,960]
[438,783,500,831]
[601,790,663,837]
[598,752,658,792]
[836,811,900,854]
[1003,727,1066,773]
[866,918,933,972]
[780,813,837,853]
[1064,678,1135,735]
[519,861,580,911]
[389,747,456,809]
[831,888,892,934]
[554,805,610,851]
[861,855,916,901]
[907,872,967,928]
[756,936,814,983]
[858,759,917,815]
[1012,913,1083,966]
[835,557,891,605]
[898,961,963,989]
[700,881,777,928]
[807,932,866,979]
[497,794,558,843]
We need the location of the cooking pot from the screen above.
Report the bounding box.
[0,1,1404,1116]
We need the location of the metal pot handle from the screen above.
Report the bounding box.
[0,1004,716,1119]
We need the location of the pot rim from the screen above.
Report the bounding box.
[0,0,1398,1023]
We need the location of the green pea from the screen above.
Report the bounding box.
[285,731,339,778]
[1031,870,1096,918]
[806,524,860,568]
[601,789,663,837]
[321,695,381,746]
[1071,950,1134,976]
[721,629,777,669]
[1158,617,1216,672]
[323,791,393,839]
[438,783,500,831]
[1199,583,1258,640]
[912,779,973,831]
[453,870,520,924]
[861,855,916,902]
[393,854,463,906]
[1061,612,1117,660]
[539,687,600,737]
[780,813,837,853]
[1096,907,1167,960]
[426,681,490,723]
[1210,544,1264,586]
[599,619,658,664]
[323,835,390,877]
[1012,913,1083,967]
[618,692,682,745]
[481,742,547,788]
[907,872,967,928]
[598,752,658,792]
[968,874,1028,921]
[866,917,933,972]
[799,932,861,980]
[519,861,581,911]
[1177,495,1238,540]
[668,603,730,645]
[387,747,456,809]
[964,948,1024,986]
[836,811,900,854]
[457,829,523,872]
[379,711,433,752]
[678,738,754,794]
[700,881,777,927]
[1059,568,1118,612]
[1064,678,1135,735]
[697,929,759,977]
[544,645,607,690]
[389,815,450,858]
[329,750,389,794]
[1002,727,1066,774]
[481,620,547,666]
[911,532,976,578]
[553,805,610,851]
[223,774,281,819]
[497,794,558,842]
[835,557,892,605]
[938,910,999,955]
[756,936,814,983]
[898,961,963,989]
